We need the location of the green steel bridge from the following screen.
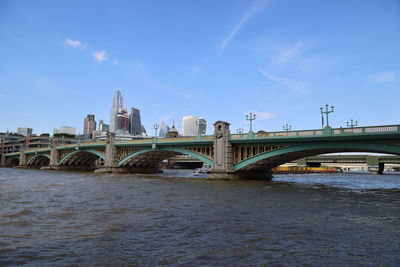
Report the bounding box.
[2,121,400,179]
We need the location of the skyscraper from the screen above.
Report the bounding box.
[116,108,130,134]
[158,120,170,137]
[129,107,142,136]
[110,90,123,132]
[182,116,207,136]
[83,114,96,137]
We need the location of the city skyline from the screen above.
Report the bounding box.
[1,0,399,135]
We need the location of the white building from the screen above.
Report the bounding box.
[182,116,207,136]
[54,126,76,135]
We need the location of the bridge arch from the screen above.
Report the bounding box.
[27,154,51,166]
[59,149,105,167]
[234,141,400,172]
[118,147,214,167]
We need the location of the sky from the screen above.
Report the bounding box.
[0,0,399,135]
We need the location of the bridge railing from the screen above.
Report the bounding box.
[231,124,400,139]
[115,135,214,144]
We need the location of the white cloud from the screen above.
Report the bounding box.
[368,71,396,85]
[65,38,86,50]
[245,111,276,120]
[93,50,109,63]
[258,68,309,93]
[0,93,4,98]
[218,0,272,56]
[112,58,118,65]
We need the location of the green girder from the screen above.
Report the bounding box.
[234,142,400,171]
[118,147,214,167]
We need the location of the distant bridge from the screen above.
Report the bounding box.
[2,121,400,179]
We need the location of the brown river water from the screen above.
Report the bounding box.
[1,168,400,266]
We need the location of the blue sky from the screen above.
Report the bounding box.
[0,0,399,135]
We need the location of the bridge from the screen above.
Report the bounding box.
[2,121,400,179]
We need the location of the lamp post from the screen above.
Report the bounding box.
[347,119,358,129]
[237,128,244,134]
[246,112,256,133]
[153,124,159,139]
[320,104,334,128]
[283,124,291,132]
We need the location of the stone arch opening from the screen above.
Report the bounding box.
[27,154,50,168]
[59,150,105,170]
[118,148,214,171]
[7,157,19,167]
[234,142,400,173]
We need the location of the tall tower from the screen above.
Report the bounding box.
[83,114,96,137]
[110,90,123,133]
[129,107,142,136]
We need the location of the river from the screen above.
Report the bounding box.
[1,168,399,266]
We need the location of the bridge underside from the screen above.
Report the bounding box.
[60,151,101,170]
[119,150,180,172]
[27,155,50,168]
[236,147,399,175]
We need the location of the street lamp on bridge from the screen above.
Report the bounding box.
[347,119,358,129]
[153,124,159,139]
[320,104,334,128]
[246,113,256,133]
[283,124,291,132]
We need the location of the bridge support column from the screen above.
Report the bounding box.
[49,139,59,169]
[367,156,384,174]
[95,132,119,173]
[208,121,237,180]
[18,138,27,167]
[0,139,5,167]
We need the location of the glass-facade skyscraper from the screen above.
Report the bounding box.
[130,107,142,136]
[110,90,123,133]
[182,116,207,136]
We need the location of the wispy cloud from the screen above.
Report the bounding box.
[0,93,4,98]
[368,71,396,85]
[93,50,109,63]
[275,41,304,66]
[245,111,276,120]
[218,0,272,56]
[112,58,118,65]
[258,68,309,93]
[65,38,86,50]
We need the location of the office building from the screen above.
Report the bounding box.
[115,108,130,134]
[83,114,96,136]
[182,116,207,136]
[17,127,33,136]
[98,120,109,132]
[129,107,142,136]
